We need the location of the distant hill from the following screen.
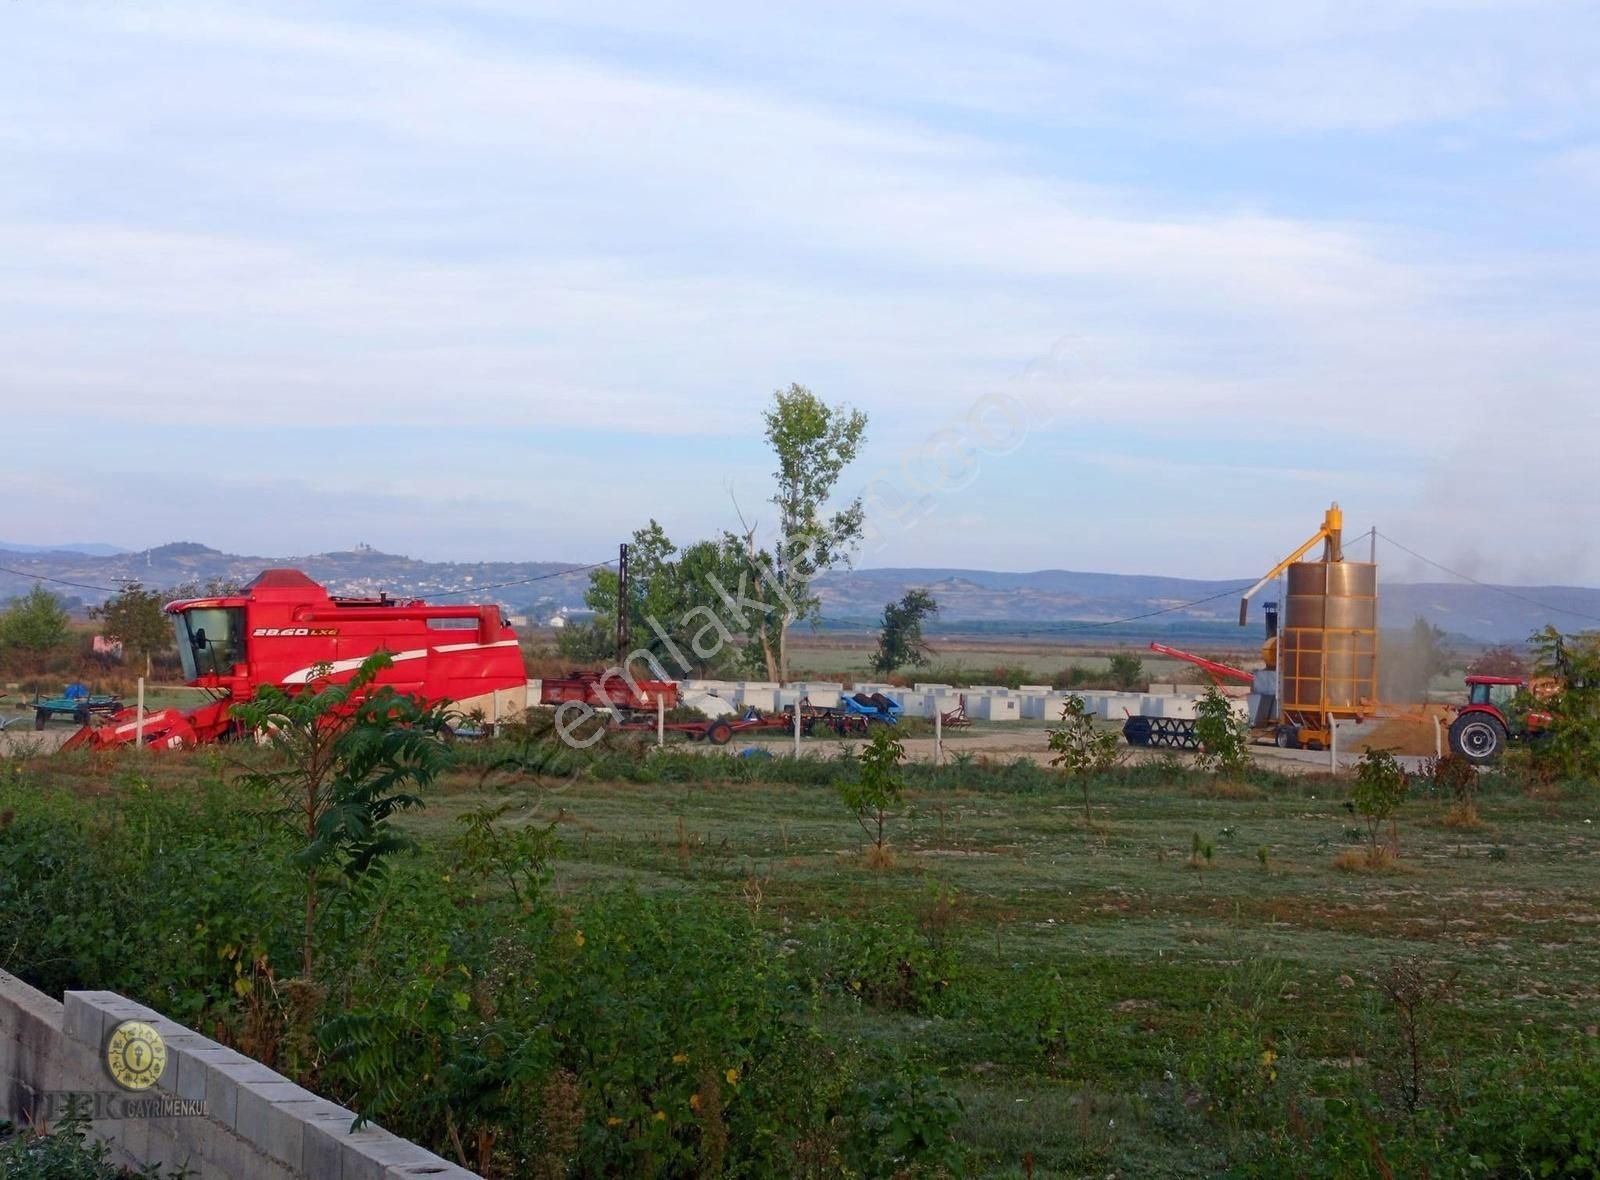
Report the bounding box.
[812,569,1600,643]
[2,544,1596,643]
[0,541,128,557]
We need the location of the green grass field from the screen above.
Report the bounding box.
[402,766,1599,1175]
[7,739,1596,1177]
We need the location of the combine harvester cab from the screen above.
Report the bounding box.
[65,569,528,751]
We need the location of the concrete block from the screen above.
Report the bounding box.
[141,1126,197,1176]
[1019,684,1052,694]
[204,1056,283,1132]
[386,1161,482,1180]
[913,683,952,692]
[236,1080,323,1168]
[849,682,894,695]
[734,688,776,712]
[302,1107,360,1179]
[340,1127,441,1180]
[895,692,932,718]
[790,684,840,708]
[1022,692,1072,720]
[965,695,1020,721]
[199,1125,280,1180]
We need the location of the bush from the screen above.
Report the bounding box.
[1351,749,1409,864]
[798,912,961,1016]
[1193,687,1251,774]
[0,1117,185,1179]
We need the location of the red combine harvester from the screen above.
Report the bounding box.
[64,570,530,751]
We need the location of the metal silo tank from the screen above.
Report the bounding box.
[1280,562,1378,718]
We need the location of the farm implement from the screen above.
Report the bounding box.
[32,689,122,729]
[63,569,528,751]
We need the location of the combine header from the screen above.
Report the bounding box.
[65,570,528,751]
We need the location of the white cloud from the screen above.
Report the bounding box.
[1,0,1597,577]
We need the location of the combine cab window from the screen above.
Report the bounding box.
[174,607,246,679]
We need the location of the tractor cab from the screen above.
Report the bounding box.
[1465,675,1523,711]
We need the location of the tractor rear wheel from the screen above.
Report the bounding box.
[1450,713,1506,765]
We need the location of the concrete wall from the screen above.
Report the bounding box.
[1,970,478,1180]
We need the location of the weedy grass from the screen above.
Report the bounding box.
[5,745,1599,1177]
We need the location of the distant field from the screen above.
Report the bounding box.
[787,635,1244,682]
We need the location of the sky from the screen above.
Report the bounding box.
[2,1,1598,584]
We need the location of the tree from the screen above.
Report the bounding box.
[737,385,868,682]
[1046,695,1122,822]
[1,585,71,670]
[1467,644,1527,680]
[1193,687,1251,774]
[1107,652,1144,691]
[232,653,454,980]
[871,590,938,676]
[91,582,170,676]
[1351,748,1409,865]
[1524,625,1600,783]
[838,726,905,866]
[566,521,748,676]
[1381,618,1451,702]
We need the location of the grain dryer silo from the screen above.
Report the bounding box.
[1237,503,1378,750]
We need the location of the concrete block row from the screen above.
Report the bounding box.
[53,989,480,1180]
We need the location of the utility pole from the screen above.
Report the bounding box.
[615,542,630,666]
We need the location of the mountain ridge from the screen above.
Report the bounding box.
[3,543,1596,642]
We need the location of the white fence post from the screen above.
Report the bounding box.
[135,677,146,749]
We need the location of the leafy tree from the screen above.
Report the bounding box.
[1194,687,1251,774]
[1,584,71,670]
[1524,625,1600,783]
[736,384,869,681]
[90,582,170,676]
[1352,748,1409,863]
[1046,695,1122,822]
[566,521,748,675]
[1467,644,1527,680]
[1108,651,1144,691]
[232,652,454,980]
[839,726,905,863]
[870,590,938,676]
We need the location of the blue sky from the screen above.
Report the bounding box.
[2,1,1597,583]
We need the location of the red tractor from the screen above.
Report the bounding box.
[64,569,530,751]
[1447,675,1553,765]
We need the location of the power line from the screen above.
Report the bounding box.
[1376,531,1600,626]
[1056,583,1256,630]
[426,558,616,599]
[0,563,120,595]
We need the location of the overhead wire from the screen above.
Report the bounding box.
[424,558,616,599]
[1375,531,1600,626]
[0,563,122,595]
